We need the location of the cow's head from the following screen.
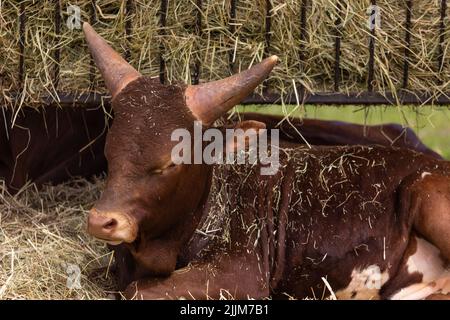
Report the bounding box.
[83,23,277,276]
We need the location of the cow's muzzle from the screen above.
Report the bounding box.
[87,208,138,244]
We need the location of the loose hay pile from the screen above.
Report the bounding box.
[0,177,115,299]
[1,0,449,108]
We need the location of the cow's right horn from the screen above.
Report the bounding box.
[83,22,141,99]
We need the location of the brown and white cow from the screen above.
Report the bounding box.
[83,23,449,300]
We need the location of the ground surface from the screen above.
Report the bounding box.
[0,178,115,299]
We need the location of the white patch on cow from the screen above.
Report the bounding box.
[406,237,446,282]
[421,172,431,179]
[335,265,389,300]
[390,237,450,300]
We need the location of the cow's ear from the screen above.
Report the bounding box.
[226,120,266,152]
[235,120,266,131]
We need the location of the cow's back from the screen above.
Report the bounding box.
[233,113,441,159]
[194,145,445,299]
[274,146,440,298]
[0,106,108,192]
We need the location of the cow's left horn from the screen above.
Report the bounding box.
[83,22,141,99]
[185,55,278,125]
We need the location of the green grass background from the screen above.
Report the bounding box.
[237,105,450,159]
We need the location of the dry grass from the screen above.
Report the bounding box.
[0,1,449,109]
[0,177,116,300]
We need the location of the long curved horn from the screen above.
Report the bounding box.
[185,55,278,125]
[83,22,141,99]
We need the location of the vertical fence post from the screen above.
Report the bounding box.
[438,0,447,84]
[192,0,202,85]
[229,0,237,74]
[402,0,412,89]
[53,0,61,89]
[89,0,97,88]
[264,0,272,59]
[159,0,168,84]
[367,0,377,92]
[18,2,26,89]
[299,0,308,98]
[263,0,272,92]
[334,0,342,92]
[124,0,134,61]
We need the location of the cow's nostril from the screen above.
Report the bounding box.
[103,219,117,230]
[88,209,137,243]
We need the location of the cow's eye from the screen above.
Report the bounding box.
[148,162,177,175]
[165,162,177,169]
[162,162,178,173]
[149,168,163,174]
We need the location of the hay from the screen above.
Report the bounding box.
[0,177,115,299]
[1,0,449,109]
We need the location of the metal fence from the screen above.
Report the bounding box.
[15,0,450,107]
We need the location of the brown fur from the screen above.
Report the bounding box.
[83,76,449,300]
[232,113,442,159]
[411,175,450,260]
[0,96,446,299]
[120,145,449,299]
[0,103,439,192]
[380,235,423,299]
[0,106,108,192]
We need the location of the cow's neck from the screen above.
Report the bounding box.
[177,162,251,265]
[176,164,216,266]
[177,158,293,274]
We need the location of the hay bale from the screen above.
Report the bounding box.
[0,177,115,299]
[0,1,20,100]
[0,0,449,108]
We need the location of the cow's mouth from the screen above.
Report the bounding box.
[95,237,124,246]
[87,208,138,244]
